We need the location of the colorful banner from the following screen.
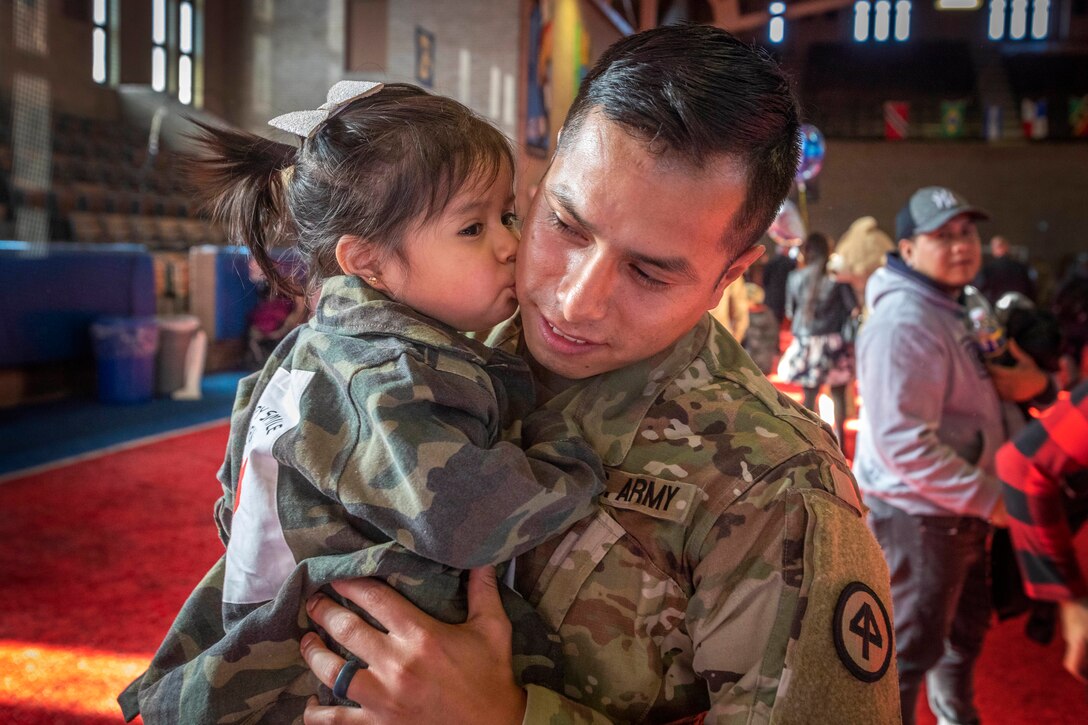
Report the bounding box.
[1020,98,1048,140]
[940,100,966,138]
[1069,96,1088,138]
[525,0,552,154]
[884,101,909,141]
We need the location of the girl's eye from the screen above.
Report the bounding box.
[632,265,668,289]
[459,223,483,236]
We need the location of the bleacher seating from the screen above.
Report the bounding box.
[800,41,980,139]
[0,102,227,254]
[0,96,250,387]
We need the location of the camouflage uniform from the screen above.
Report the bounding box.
[489,316,901,724]
[118,275,603,724]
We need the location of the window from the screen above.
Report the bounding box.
[152,0,167,92]
[768,2,785,44]
[93,0,109,84]
[150,0,201,105]
[894,0,911,41]
[1030,0,1051,38]
[990,0,1050,40]
[854,1,872,41]
[179,1,194,104]
[855,0,910,42]
[989,0,1007,38]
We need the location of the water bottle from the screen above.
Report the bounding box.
[964,286,1014,366]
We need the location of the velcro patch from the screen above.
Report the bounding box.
[600,468,700,523]
[832,581,893,683]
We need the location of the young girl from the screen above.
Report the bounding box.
[119,81,603,724]
[777,232,859,447]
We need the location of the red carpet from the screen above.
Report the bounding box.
[1,418,1087,722]
[0,425,228,724]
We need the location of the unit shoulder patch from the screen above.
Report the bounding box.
[832,581,893,683]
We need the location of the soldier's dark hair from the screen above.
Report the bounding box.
[187,83,514,298]
[558,24,801,256]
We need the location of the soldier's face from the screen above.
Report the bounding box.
[517,112,758,381]
[381,161,520,332]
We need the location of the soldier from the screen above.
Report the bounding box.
[118,82,606,723]
[300,25,901,724]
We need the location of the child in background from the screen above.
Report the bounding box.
[245,256,309,368]
[120,81,603,724]
[742,282,778,374]
[778,232,858,447]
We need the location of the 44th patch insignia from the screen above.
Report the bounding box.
[833,581,893,682]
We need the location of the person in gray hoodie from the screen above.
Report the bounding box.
[853,186,1005,725]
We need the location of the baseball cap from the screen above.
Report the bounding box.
[895,186,989,241]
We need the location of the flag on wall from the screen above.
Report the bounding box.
[884,101,910,141]
[940,100,966,138]
[1070,96,1088,138]
[985,105,1003,141]
[1021,98,1048,140]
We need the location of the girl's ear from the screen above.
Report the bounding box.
[335,235,385,289]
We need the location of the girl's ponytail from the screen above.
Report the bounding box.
[801,232,832,326]
[185,121,300,297]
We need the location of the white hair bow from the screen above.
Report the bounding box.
[268,80,385,139]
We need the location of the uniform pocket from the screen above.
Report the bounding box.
[531,509,626,630]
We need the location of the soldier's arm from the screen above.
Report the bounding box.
[687,455,900,723]
[312,353,604,570]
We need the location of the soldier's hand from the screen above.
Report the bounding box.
[300,566,527,724]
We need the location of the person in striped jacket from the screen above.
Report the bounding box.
[998,379,1088,683]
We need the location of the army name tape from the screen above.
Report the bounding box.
[601,469,701,524]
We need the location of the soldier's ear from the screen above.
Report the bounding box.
[711,245,763,305]
[335,235,386,289]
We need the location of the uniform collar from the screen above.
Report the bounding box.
[488,315,710,467]
[312,275,496,364]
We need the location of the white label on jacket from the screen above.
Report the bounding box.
[224,367,314,605]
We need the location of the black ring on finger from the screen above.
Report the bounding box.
[332,658,361,700]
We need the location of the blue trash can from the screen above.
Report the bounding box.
[90,317,160,404]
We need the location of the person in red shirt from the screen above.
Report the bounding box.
[998,379,1088,682]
